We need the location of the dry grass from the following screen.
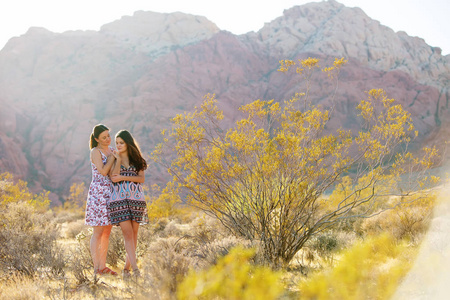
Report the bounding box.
[0,274,51,300]
[0,190,442,299]
[0,207,246,299]
[361,195,436,244]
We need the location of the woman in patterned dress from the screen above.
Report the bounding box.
[109,130,148,277]
[85,124,118,276]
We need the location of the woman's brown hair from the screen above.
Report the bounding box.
[89,124,109,149]
[115,130,147,172]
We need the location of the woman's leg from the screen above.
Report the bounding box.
[119,220,138,270]
[123,221,140,270]
[98,225,112,270]
[90,226,106,272]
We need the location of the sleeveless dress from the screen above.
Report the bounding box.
[85,147,113,226]
[109,165,148,225]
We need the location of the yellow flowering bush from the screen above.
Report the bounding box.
[0,172,49,210]
[62,182,86,214]
[146,182,186,221]
[153,58,439,268]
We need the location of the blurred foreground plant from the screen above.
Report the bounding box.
[177,246,284,300]
[298,233,415,299]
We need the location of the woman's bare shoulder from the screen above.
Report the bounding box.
[90,147,102,158]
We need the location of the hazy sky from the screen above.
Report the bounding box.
[0,0,449,55]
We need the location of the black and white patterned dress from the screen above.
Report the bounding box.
[108,165,148,225]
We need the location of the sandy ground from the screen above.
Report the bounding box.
[393,184,450,299]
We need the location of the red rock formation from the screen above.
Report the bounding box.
[0,2,448,203]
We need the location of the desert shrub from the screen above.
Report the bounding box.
[53,209,85,224]
[153,58,439,267]
[143,237,194,297]
[68,229,95,285]
[135,223,155,253]
[151,216,171,233]
[183,229,249,268]
[298,233,416,299]
[62,182,87,216]
[332,230,358,251]
[146,182,189,222]
[307,231,339,264]
[53,182,87,224]
[0,172,50,210]
[361,193,436,242]
[292,230,356,273]
[161,219,188,237]
[179,215,252,267]
[0,201,65,278]
[63,218,87,239]
[105,223,154,268]
[177,246,284,300]
[105,228,128,268]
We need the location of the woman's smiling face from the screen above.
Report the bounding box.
[96,130,111,147]
[115,137,127,154]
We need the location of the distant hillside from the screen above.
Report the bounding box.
[0,0,448,203]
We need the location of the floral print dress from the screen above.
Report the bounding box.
[85,147,113,226]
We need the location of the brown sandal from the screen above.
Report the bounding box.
[133,269,141,277]
[122,269,131,279]
[98,267,118,276]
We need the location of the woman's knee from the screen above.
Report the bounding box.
[92,227,104,238]
[102,226,112,237]
[120,223,134,240]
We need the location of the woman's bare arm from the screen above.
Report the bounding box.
[109,150,121,177]
[111,170,145,183]
[91,148,115,176]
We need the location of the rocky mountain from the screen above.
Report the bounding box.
[0,0,448,204]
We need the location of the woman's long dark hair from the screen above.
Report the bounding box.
[116,130,147,172]
[90,124,109,149]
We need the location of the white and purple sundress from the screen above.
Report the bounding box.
[85,147,113,226]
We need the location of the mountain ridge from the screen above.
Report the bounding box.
[0,1,448,203]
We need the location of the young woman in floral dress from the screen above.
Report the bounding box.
[109,130,148,277]
[85,124,118,276]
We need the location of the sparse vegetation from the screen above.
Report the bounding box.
[0,173,63,279]
[0,57,444,299]
[0,171,445,299]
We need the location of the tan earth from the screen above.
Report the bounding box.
[394,182,450,299]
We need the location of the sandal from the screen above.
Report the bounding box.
[122,269,131,279]
[98,267,118,276]
[133,269,141,277]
